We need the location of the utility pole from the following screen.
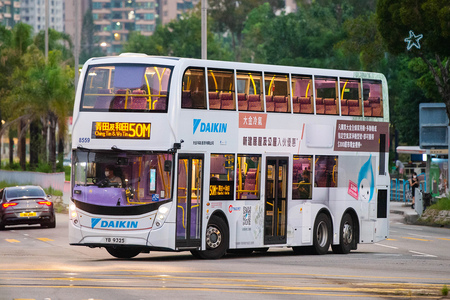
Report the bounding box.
[74,0,79,90]
[45,0,49,61]
[201,0,207,60]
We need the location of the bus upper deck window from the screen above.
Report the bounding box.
[264,73,290,113]
[340,78,361,116]
[315,77,338,115]
[363,79,383,118]
[236,71,263,112]
[291,75,313,114]
[81,64,172,112]
[207,69,236,110]
[182,68,206,109]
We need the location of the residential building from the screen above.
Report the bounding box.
[20,0,64,34]
[0,0,21,29]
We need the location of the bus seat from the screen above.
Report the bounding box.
[348,99,361,116]
[324,98,337,115]
[190,205,198,236]
[274,96,288,112]
[248,94,262,111]
[94,89,113,109]
[265,95,274,112]
[191,91,206,109]
[110,89,127,110]
[292,97,300,113]
[177,203,186,237]
[299,97,312,114]
[220,93,235,110]
[181,90,192,108]
[368,97,382,117]
[315,98,324,114]
[363,100,372,116]
[209,92,220,109]
[238,93,248,111]
[340,99,348,115]
[129,89,147,110]
[154,91,167,110]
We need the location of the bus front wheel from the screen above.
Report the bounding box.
[312,213,331,255]
[195,215,228,259]
[332,213,354,254]
[106,246,142,259]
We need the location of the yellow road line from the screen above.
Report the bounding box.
[1,285,441,298]
[386,238,397,241]
[402,237,432,242]
[37,238,54,242]
[438,238,450,241]
[5,239,21,243]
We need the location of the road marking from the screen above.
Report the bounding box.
[438,238,450,241]
[402,237,432,242]
[409,250,437,258]
[386,238,397,241]
[374,243,398,249]
[37,238,54,242]
[5,239,21,243]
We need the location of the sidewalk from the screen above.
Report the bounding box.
[390,201,419,224]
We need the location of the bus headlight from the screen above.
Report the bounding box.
[156,205,169,224]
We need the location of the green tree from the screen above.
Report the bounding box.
[208,0,284,61]
[376,0,450,120]
[34,28,73,61]
[124,10,232,60]
[80,9,103,63]
[0,23,34,169]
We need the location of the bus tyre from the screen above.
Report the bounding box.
[106,247,142,259]
[332,213,354,254]
[312,213,331,255]
[197,215,228,259]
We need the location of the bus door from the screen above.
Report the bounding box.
[176,154,203,248]
[264,157,288,244]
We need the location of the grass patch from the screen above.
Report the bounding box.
[429,197,450,210]
[442,285,448,296]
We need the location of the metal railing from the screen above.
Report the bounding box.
[390,173,426,202]
[0,170,65,192]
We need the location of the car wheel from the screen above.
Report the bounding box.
[106,247,143,259]
[311,213,331,255]
[195,215,228,259]
[332,213,354,254]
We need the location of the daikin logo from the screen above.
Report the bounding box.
[193,119,227,134]
[91,218,138,229]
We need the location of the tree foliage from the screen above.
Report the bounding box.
[377,0,450,122]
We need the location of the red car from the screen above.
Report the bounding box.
[0,185,56,230]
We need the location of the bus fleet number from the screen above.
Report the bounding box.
[79,137,90,143]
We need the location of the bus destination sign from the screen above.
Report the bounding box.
[209,181,233,200]
[91,122,151,139]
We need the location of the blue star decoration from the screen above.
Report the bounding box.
[404,30,423,50]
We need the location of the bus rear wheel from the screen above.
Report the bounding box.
[106,246,142,259]
[195,215,228,259]
[312,213,331,255]
[332,213,354,254]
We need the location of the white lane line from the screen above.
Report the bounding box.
[374,243,399,249]
[407,233,437,238]
[374,253,402,256]
[409,250,437,258]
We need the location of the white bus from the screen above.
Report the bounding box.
[69,54,390,259]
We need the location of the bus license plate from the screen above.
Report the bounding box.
[103,237,126,244]
[20,212,36,217]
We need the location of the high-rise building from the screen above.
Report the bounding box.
[0,0,21,29]
[20,0,64,34]
[158,0,199,26]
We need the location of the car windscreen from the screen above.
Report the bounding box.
[6,187,46,200]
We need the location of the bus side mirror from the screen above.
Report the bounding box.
[164,160,172,172]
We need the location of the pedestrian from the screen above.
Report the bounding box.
[409,172,419,209]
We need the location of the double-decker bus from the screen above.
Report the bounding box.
[69,54,390,259]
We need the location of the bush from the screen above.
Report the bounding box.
[429,197,450,211]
